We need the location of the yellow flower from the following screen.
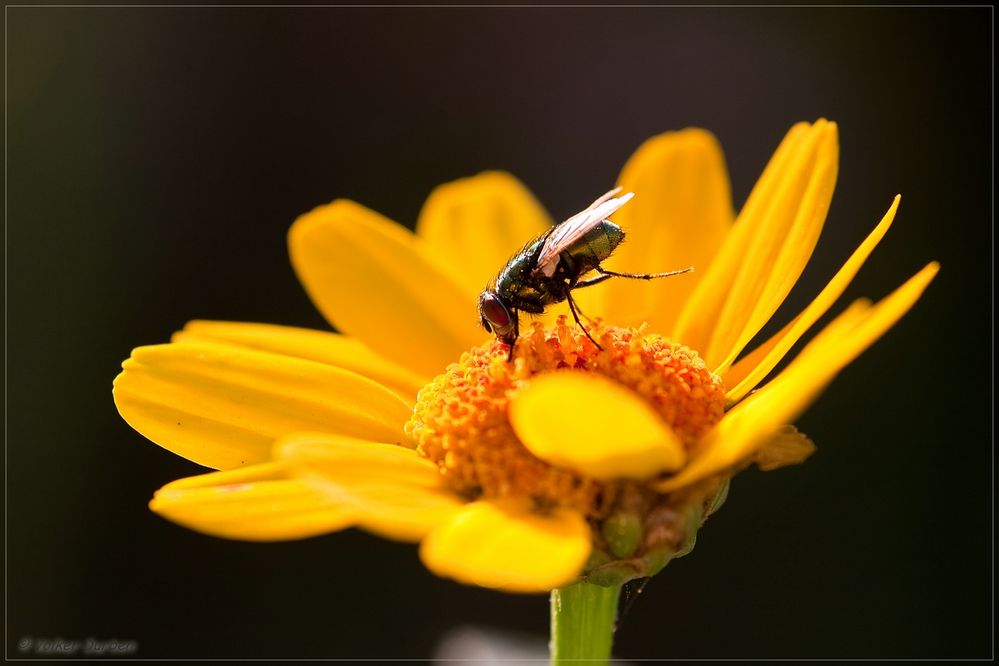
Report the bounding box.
[113,119,937,593]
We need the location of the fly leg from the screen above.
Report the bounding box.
[574,273,614,289]
[564,290,603,350]
[566,273,612,323]
[595,265,694,280]
[506,313,520,361]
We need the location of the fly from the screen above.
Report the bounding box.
[478,187,693,358]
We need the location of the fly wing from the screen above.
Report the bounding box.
[533,189,635,276]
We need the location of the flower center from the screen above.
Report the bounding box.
[405,316,727,520]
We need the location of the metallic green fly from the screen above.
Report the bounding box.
[478,188,693,358]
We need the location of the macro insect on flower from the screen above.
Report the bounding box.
[478,187,691,357]
[113,119,937,660]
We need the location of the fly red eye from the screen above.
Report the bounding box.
[479,292,513,334]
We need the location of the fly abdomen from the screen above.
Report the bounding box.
[562,220,625,274]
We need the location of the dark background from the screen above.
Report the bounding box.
[6,6,992,660]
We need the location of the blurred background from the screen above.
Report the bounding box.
[6,6,991,660]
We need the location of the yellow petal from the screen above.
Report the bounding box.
[657,262,938,492]
[277,433,464,542]
[173,320,426,400]
[419,499,591,593]
[753,425,816,472]
[709,121,838,372]
[288,199,483,378]
[149,462,354,541]
[416,171,553,294]
[672,122,810,349]
[674,121,839,371]
[113,342,412,469]
[723,195,900,403]
[509,372,685,480]
[599,128,734,331]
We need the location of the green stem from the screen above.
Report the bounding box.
[549,581,621,664]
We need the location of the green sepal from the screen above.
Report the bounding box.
[583,543,680,587]
[642,545,674,578]
[705,478,730,518]
[674,502,704,559]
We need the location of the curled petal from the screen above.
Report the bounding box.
[724,195,900,403]
[658,262,939,492]
[420,499,591,593]
[509,371,686,480]
[675,121,839,371]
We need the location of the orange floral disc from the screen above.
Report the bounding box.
[405,316,727,520]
